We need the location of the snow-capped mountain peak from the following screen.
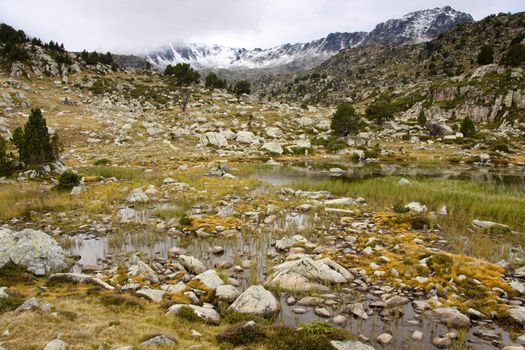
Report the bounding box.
[145,6,473,71]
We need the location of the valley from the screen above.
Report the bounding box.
[0,6,524,350]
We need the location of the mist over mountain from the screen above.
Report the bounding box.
[145,6,473,72]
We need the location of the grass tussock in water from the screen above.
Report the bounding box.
[292,176,525,260]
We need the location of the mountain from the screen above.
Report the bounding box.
[145,6,473,71]
[253,11,525,125]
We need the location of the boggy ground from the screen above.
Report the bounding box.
[1,68,525,349]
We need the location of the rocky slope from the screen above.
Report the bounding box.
[145,6,472,72]
[254,12,525,125]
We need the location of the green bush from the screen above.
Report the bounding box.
[176,306,201,322]
[164,63,200,86]
[0,295,24,314]
[417,110,427,126]
[216,321,266,346]
[55,170,81,191]
[94,158,111,166]
[393,202,410,213]
[366,95,395,125]
[234,80,251,95]
[205,73,227,90]
[459,116,476,137]
[477,45,494,65]
[267,322,347,350]
[501,44,525,67]
[179,215,193,226]
[12,108,60,165]
[330,102,361,136]
[0,137,12,176]
[410,214,431,230]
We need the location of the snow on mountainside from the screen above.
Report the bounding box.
[362,6,474,45]
[145,6,473,71]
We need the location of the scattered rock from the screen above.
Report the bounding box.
[227,285,280,318]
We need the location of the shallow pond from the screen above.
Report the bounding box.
[66,161,525,349]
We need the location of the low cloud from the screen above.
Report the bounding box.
[0,0,522,54]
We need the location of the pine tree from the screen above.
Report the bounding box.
[331,102,361,136]
[417,110,427,126]
[477,45,494,65]
[15,108,58,165]
[460,116,476,137]
[0,136,10,176]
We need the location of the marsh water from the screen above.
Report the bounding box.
[68,162,525,349]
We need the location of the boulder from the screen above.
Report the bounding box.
[261,142,283,154]
[43,339,67,350]
[127,188,149,203]
[166,304,221,324]
[275,235,309,251]
[140,334,177,347]
[216,285,241,303]
[178,255,206,275]
[330,340,375,350]
[472,220,511,234]
[266,127,283,138]
[136,288,165,302]
[432,307,470,328]
[236,131,257,144]
[191,270,224,291]
[265,257,353,292]
[508,306,525,325]
[405,202,427,213]
[200,132,228,148]
[227,285,280,318]
[0,228,66,276]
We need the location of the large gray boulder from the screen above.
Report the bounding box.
[227,285,280,318]
[261,142,283,154]
[178,255,206,275]
[330,340,375,350]
[265,257,353,293]
[191,270,224,291]
[0,228,66,276]
[200,132,228,148]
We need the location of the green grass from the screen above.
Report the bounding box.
[82,166,155,180]
[291,176,525,261]
[153,207,187,220]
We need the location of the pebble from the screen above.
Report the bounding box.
[377,333,393,345]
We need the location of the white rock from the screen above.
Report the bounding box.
[227,285,280,318]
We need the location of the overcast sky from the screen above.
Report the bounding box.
[0,0,523,54]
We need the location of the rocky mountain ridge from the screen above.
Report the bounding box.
[145,6,472,72]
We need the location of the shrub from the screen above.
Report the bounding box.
[492,142,510,153]
[94,158,111,166]
[331,102,361,136]
[0,295,24,314]
[477,45,494,65]
[13,108,59,165]
[179,215,193,226]
[409,214,431,230]
[234,80,251,95]
[393,202,410,213]
[501,44,525,67]
[216,321,266,346]
[176,306,201,322]
[417,110,427,126]
[205,73,227,90]
[459,116,476,137]
[366,95,395,125]
[164,63,200,86]
[55,170,81,191]
[100,295,143,310]
[0,137,12,176]
[267,322,347,350]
